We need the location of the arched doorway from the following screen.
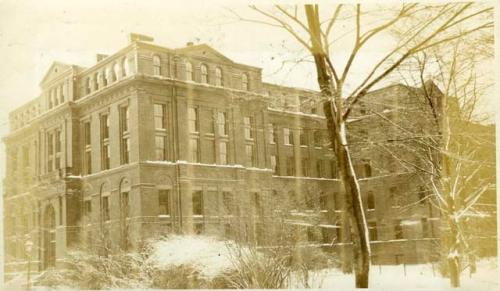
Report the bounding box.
[43,205,56,269]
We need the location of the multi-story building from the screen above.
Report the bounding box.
[2,34,494,280]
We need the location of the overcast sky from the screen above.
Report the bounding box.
[0,0,497,281]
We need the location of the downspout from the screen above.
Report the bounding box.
[172,57,183,233]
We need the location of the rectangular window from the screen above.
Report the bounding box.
[367,191,375,210]
[394,220,404,239]
[219,141,227,165]
[335,223,342,241]
[316,160,324,177]
[84,151,92,175]
[101,144,110,170]
[368,222,378,241]
[390,187,400,207]
[188,107,199,133]
[154,104,166,130]
[155,136,166,160]
[192,191,203,215]
[84,122,91,146]
[189,138,199,163]
[313,131,322,147]
[270,155,278,174]
[301,158,309,176]
[158,190,171,215]
[120,106,130,165]
[102,196,110,221]
[120,137,130,165]
[268,123,277,144]
[286,155,295,176]
[284,128,294,145]
[58,196,63,225]
[100,115,110,170]
[222,192,234,215]
[217,112,228,136]
[100,114,109,139]
[243,116,254,140]
[84,200,92,215]
[330,160,337,178]
[55,130,61,153]
[120,106,129,133]
[299,129,307,146]
[421,218,430,238]
[245,144,254,167]
[82,122,92,174]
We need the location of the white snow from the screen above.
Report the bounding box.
[146,235,241,279]
[291,257,499,290]
[401,220,420,226]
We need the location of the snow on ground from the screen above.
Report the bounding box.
[292,258,499,290]
[146,235,239,279]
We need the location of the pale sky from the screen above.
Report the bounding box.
[0,0,497,282]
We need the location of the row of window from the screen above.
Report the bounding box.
[47,83,66,109]
[81,105,129,175]
[152,55,250,90]
[84,57,131,95]
[367,218,436,241]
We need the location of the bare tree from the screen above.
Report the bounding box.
[231,3,493,287]
[399,38,494,287]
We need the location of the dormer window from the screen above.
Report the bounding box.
[60,84,65,103]
[185,62,193,81]
[93,72,99,90]
[101,71,109,87]
[200,64,208,84]
[110,65,117,82]
[153,55,161,76]
[215,67,223,87]
[52,89,59,107]
[122,58,129,77]
[242,73,249,91]
[114,62,121,80]
[86,77,92,94]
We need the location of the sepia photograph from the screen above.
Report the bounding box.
[0,0,497,289]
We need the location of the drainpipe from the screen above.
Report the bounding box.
[171,64,183,233]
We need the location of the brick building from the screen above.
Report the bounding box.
[2,34,494,279]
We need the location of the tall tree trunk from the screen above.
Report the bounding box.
[305,4,371,288]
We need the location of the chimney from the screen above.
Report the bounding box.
[129,33,154,43]
[96,54,109,62]
[186,42,194,47]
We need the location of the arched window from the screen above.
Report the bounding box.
[86,77,92,95]
[242,73,249,90]
[60,84,65,102]
[153,55,161,76]
[200,64,208,83]
[103,69,109,86]
[185,62,193,81]
[122,58,129,77]
[215,67,223,86]
[53,89,59,106]
[114,62,121,80]
[93,72,99,90]
[110,65,117,82]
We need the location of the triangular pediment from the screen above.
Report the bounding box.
[39,62,72,87]
[178,44,234,64]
